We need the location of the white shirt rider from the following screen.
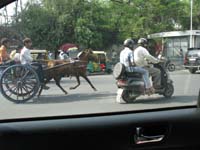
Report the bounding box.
[134,46,159,67]
[20,46,33,65]
[120,47,134,72]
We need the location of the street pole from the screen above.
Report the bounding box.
[190,0,193,48]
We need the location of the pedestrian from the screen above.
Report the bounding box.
[10,45,22,63]
[180,48,184,65]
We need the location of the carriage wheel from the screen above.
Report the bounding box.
[0,65,40,103]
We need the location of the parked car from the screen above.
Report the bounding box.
[184,48,200,74]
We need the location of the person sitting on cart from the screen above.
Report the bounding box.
[20,38,49,90]
[10,45,22,64]
[0,38,10,65]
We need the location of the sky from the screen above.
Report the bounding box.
[0,0,28,24]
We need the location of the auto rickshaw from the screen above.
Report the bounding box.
[87,51,112,74]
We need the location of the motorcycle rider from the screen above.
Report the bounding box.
[134,38,161,89]
[120,39,155,95]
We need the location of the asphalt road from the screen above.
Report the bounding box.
[0,69,199,120]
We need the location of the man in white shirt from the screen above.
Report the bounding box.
[20,38,49,90]
[20,40,33,65]
[58,50,70,60]
[134,38,161,89]
[120,39,154,95]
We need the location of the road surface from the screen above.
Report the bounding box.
[0,70,199,120]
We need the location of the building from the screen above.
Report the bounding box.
[148,30,200,65]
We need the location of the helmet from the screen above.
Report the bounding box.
[137,38,148,46]
[123,39,134,49]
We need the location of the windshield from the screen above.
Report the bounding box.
[188,50,200,56]
[0,0,199,120]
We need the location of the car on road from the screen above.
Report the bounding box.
[184,48,200,74]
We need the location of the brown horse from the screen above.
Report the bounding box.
[37,49,98,97]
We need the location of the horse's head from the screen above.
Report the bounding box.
[78,49,98,62]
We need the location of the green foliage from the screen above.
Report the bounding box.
[10,0,200,51]
[15,3,61,50]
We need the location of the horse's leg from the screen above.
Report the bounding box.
[37,78,50,97]
[81,75,97,91]
[70,76,80,90]
[37,86,43,98]
[54,77,68,94]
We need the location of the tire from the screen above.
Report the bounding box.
[168,64,175,72]
[0,65,40,103]
[189,68,197,74]
[121,90,137,103]
[113,63,125,79]
[163,83,174,98]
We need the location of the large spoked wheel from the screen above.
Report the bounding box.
[0,65,40,103]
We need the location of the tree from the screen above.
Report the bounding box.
[11,0,200,51]
[15,2,61,50]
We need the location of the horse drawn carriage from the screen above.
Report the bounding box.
[0,49,97,103]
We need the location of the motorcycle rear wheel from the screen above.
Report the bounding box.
[163,83,174,98]
[122,90,137,103]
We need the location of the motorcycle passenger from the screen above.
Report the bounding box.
[120,39,155,95]
[134,38,161,89]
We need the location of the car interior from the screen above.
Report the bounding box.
[1,103,200,150]
[1,0,200,150]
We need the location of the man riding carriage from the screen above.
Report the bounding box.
[0,38,97,103]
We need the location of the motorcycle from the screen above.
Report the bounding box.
[113,59,174,103]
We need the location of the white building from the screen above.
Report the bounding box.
[148,30,200,64]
